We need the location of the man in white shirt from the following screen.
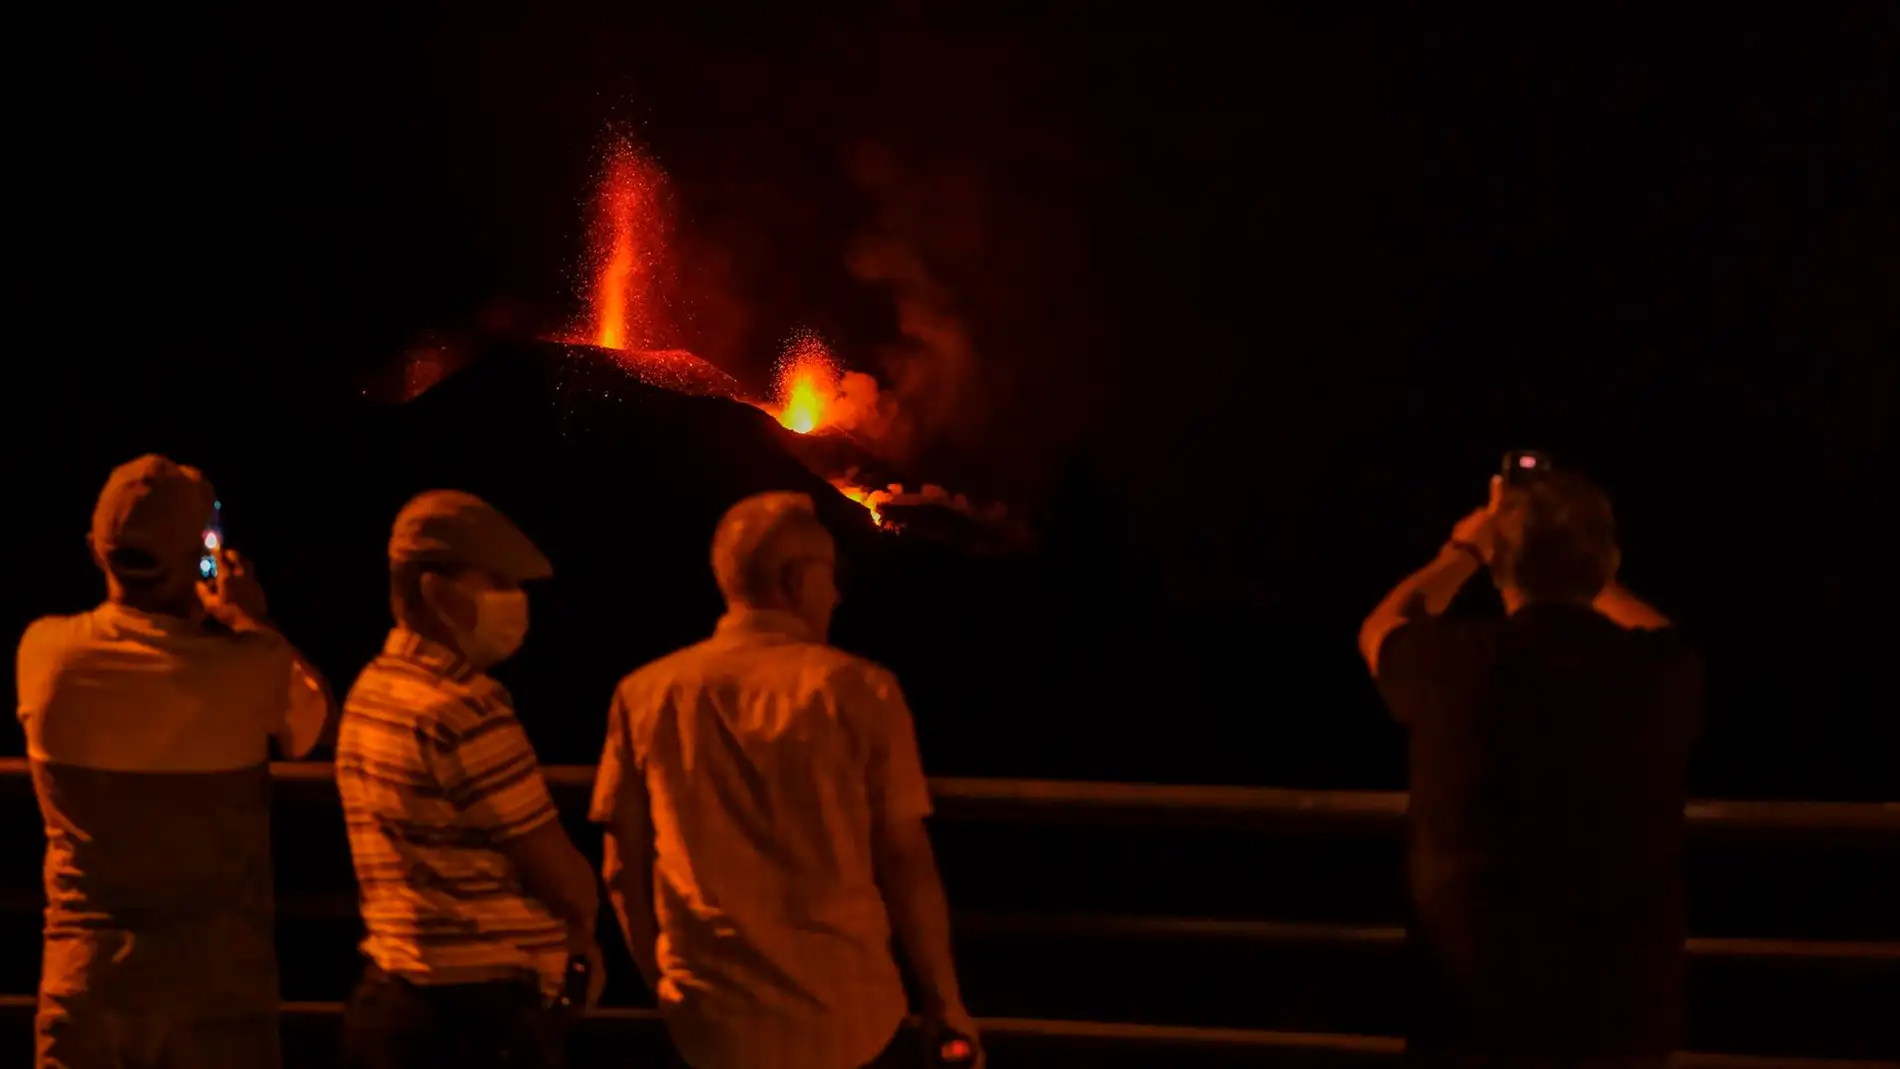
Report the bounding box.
[592,491,980,1069]
[15,454,333,1069]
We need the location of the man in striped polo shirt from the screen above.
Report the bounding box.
[337,490,603,1069]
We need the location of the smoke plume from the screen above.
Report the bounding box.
[844,145,981,462]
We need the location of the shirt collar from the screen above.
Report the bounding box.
[383,628,477,682]
[714,608,818,644]
[97,601,204,636]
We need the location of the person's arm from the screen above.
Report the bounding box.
[1359,493,1497,675]
[500,823,601,946]
[600,806,661,992]
[442,708,605,1003]
[590,688,661,991]
[1359,545,1482,675]
[274,648,336,759]
[877,816,968,1021]
[864,670,979,1053]
[1593,580,1671,630]
[197,546,337,758]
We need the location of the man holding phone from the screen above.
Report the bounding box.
[15,454,334,1068]
[1358,457,1702,1068]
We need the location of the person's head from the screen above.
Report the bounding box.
[711,492,840,638]
[1489,470,1620,608]
[88,455,217,618]
[387,490,552,671]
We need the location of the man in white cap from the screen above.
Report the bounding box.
[592,491,980,1069]
[337,490,603,1069]
[15,454,334,1068]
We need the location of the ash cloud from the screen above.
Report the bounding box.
[843,144,982,464]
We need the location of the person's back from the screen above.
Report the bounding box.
[15,456,331,1069]
[1385,606,1700,1055]
[594,492,977,1069]
[1361,467,1701,1065]
[22,608,287,1011]
[620,616,911,1036]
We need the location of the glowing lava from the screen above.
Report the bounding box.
[586,140,671,352]
[832,479,894,525]
[557,135,933,534]
[773,332,843,434]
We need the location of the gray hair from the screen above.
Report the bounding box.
[710,492,829,606]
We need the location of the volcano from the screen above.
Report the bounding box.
[372,337,883,554]
[246,338,912,751]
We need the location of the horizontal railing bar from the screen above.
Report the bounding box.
[1,887,1887,962]
[4,759,1893,834]
[952,913,1900,962]
[0,997,1886,1067]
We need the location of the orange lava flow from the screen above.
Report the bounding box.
[832,480,893,525]
[773,333,842,434]
[587,141,670,352]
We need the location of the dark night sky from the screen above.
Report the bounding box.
[32,12,1893,511]
[11,8,1898,793]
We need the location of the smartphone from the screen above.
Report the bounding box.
[1502,450,1552,487]
[557,952,590,1020]
[199,500,223,582]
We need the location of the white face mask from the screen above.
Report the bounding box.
[466,589,530,666]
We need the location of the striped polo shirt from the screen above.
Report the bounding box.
[336,629,567,994]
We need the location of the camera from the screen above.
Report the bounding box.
[1502,450,1552,488]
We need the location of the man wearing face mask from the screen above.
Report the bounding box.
[591,492,980,1069]
[337,490,604,1069]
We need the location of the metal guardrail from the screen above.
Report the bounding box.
[2,762,1895,1066]
[65,760,1900,831]
[0,997,1890,1068]
[2,884,1891,963]
[11,759,1900,835]
[4,759,1897,836]
[950,914,1900,964]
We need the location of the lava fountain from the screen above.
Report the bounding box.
[586,140,672,352]
[773,331,842,434]
[558,135,987,536]
[768,329,888,441]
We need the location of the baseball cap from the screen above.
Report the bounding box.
[388,490,553,582]
[90,455,218,581]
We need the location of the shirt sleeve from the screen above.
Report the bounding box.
[1374,607,1444,726]
[433,706,560,841]
[276,655,330,759]
[588,684,640,825]
[15,617,55,726]
[863,667,933,826]
[238,631,325,758]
